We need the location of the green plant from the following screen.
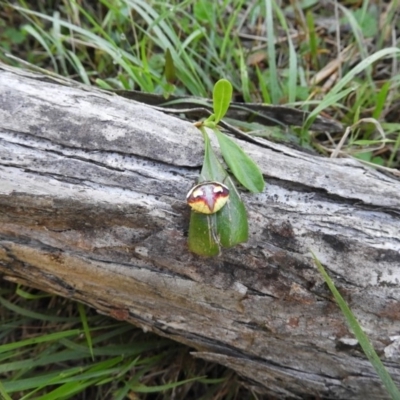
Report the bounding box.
[188,79,264,256]
[0,284,242,400]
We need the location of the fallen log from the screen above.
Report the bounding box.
[1,63,400,399]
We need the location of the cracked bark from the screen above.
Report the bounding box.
[1,63,400,399]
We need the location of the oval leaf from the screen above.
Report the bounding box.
[212,79,232,123]
[188,212,220,256]
[214,129,265,193]
[216,176,248,247]
[200,129,228,182]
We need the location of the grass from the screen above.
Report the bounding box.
[0,281,250,400]
[2,0,399,159]
[312,254,400,400]
[1,0,400,398]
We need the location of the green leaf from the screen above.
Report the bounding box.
[129,376,204,393]
[312,253,400,400]
[188,213,220,256]
[212,79,232,123]
[373,81,390,119]
[200,129,228,182]
[162,82,175,100]
[214,129,265,193]
[95,78,113,90]
[0,381,12,400]
[216,181,248,247]
[78,303,94,360]
[352,139,394,145]
[164,48,176,84]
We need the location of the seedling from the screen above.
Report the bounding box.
[188,79,265,256]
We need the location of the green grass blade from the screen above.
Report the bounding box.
[21,24,58,72]
[129,376,204,393]
[373,81,390,119]
[306,11,318,69]
[96,78,113,90]
[302,87,354,137]
[286,34,297,104]
[15,286,52,300]
[238,49,251,103]
[0,296,78,323]
[0,330,81,354]
[330,47,400,96]
[36,380,97,400]
[219,0,245,59]
[4,367,83,393]
[388,126,400,168]
[337,4,375,92]
[255,65,271,103]
[312,253,400,400]
[0,381,12,400]
[272,1,297,103]
[66,50,90,85]
[77,303,94,360]
[265,0,281,103]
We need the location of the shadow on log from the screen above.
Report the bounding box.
[1,63,400,399]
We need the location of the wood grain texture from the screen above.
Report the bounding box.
[1,63,400,399]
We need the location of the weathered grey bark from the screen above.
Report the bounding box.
[1,63,400,399]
